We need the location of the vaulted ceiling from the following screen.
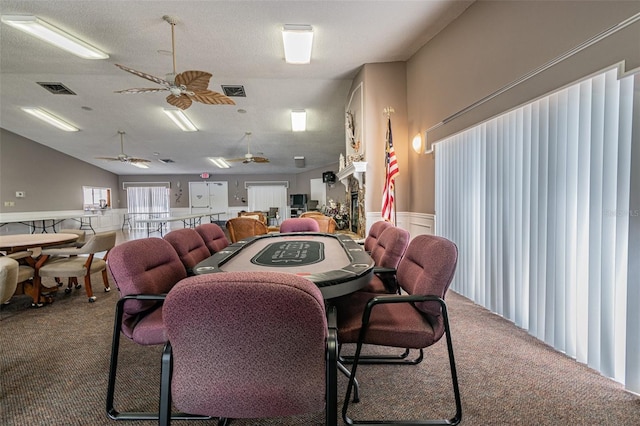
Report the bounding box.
[0,0,473,175]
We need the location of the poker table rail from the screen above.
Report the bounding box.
[194,232,374,299]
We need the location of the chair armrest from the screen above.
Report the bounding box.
[373,266,396,275]
[41,247,81,256]
[362,294,447,324]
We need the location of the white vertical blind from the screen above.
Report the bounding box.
[126,187,170,229]
[246,185,287,218]
[435,68,637,391]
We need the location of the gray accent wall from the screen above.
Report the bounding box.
[0,129,120,212]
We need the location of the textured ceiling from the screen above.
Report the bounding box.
[0,0,473,175]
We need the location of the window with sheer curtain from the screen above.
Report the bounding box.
[247,184,287,220]
[126,186,170,229]
[435,67,638,391]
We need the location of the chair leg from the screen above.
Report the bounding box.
[83,274,96,302]
[101,269,111,292]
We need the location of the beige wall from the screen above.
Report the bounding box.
[406,0,640,214]
[350,62,408,215]
[0,129,120,212]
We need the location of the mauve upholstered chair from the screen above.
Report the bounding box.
[163,228,211,275]
[336,234,462,425]
[358,226,410,294]
[278,217,320,233]
[363,220,393,253]
[36,231,116,303]
[106,237,208,422]
[159,272,338,426]
[194,223,229,254]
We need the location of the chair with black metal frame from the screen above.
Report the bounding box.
[163,228,211,276]
[362,220,393,253]
[336,234,462,425]
[159,271,338,426]
[106,237,210,422]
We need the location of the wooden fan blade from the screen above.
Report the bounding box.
[115,64,169,86]
[175,70,212,91]
[95,157,120,161]
[127,158,151,163]
[227,158,247,162]
[115,88,169,94]
[190,90,236,106]
[166,94,193,110]
[253,157,270,163]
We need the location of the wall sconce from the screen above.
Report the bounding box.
[412,133,423,154]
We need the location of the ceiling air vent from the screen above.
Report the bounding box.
[158,159,175,164]
[37,82,76,95]
[221,85,246,97]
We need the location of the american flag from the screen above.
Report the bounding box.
[381,117,399,222]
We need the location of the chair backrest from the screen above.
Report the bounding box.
[163,271,327,419]
[369,226,410,269]
[107,237,187,338]
[163,228,211,274]
[194,223,229,254]
[58,229,86,245]
[364,221,393,252]
[397,235,458,328]
[279,217,320,233]
[78,231,117,255]
[225,217,268,243]
[0,257,19,304]
[300,211,324,218]
[237,211,267,224]
[309,215,337,233]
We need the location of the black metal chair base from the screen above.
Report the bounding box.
[339,348,424,365]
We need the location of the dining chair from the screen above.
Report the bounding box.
[225,217,268,243]
[300,211,324,218]
[358,225,410,294]
[363,220,393,252]
[56,229,87,248]
[194,223,229,255]
[35,231,116,303]
[336,234,462,425]
[278,217,320,233]
[308,215,337,233]
[159,271,337,426]
[163,228,211,275]
[106,237,209,421]
[237,211,267,224]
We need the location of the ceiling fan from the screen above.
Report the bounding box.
[227,132,270,164]
[95,131,151,167]
[114,15,235,110]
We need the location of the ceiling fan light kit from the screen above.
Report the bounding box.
[163,108,198,132]
[21,107,79,132]
[282,24,313,64]
[225,131,270,164]
[1,15,109,59]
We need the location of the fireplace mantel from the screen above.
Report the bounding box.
[337,161,367,190]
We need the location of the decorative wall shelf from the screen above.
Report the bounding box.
[337,161,367,190]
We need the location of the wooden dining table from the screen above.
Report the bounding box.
[0,233,79,254]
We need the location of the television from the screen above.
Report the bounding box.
[290,194,307,207]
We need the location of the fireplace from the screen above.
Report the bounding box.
[350,192,358,233]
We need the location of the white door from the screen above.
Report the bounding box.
[189,181,229,222]
[310,178,326,208]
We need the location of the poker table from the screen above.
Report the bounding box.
[194,232,374,299]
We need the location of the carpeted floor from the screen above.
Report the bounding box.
[1,271,639,425]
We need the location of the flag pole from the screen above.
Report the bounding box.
[383,107,396,225]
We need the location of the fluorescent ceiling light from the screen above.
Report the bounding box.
[282,24,313,64]
[21,107,79,132]
[1,15,108,59]
[209,157,231,169]
[131,162,149,169]
[291,110,307,132]
[163,108,198,132]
